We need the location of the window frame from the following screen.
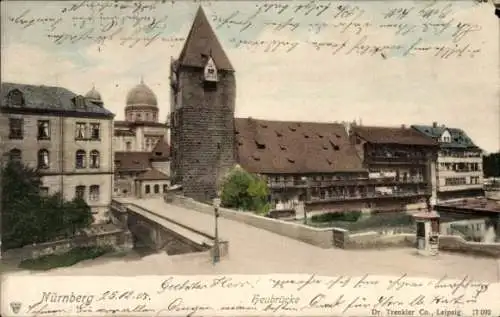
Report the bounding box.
[37,149,50,169]
[75,150,86,169]
[9,118,24,139]
[89,150,100,168]
[37,120,51,140]
[90,123,100,140]
[75,122,87,140]
[75,185,86,200]
[89,185,100,201]
[9,148,22,163]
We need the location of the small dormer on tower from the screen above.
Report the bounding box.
[203,56,218,82]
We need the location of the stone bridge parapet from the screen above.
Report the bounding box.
[110,199,229,257]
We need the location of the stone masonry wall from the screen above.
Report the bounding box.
[171,67,236,202]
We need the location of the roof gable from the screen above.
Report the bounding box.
[137,168,169,180]
[178,6,234,71]
[151,140,170,160]
[412,125,479,149]
[353,125,437,146]
[0,82,114,117]
[235,118,366,174]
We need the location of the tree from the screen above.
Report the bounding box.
[220,166,270,214]
[483,152,500,178]
[2,161,93,250]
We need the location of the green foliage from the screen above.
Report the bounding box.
[483,152,500,177]
[221,167,270,214]
[309,211,414,231]
[18,246,111,271]
[2,161,93,250]
[311,211,362,223]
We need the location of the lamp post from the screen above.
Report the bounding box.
[212,196,221,264]
[301,176,309,225]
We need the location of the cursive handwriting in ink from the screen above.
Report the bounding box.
[387,273,424,291]
[269,274,321,291]
[325,275,352,289]
[306,293,346,309]
[342,296,371,314]
[96,305,155,314]
[26,303,69,315]
[433,275,489,297]
[155,298,213,317]
[353,274,380,288]
[157,276,255,294]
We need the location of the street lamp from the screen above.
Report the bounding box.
[301,176,309,225]
[212,196,221,264]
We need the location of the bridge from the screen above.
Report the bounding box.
[110,198,228,257]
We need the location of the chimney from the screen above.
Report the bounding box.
[432,122,438,128]
[401,124,406,129]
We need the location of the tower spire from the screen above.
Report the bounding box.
[177,6,234,71]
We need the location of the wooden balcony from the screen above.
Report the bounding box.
[306,190,431,204]
[365,155,428,165]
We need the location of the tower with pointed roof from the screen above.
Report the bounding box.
[170,6,236,202]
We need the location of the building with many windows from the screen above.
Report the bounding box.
[349,124,439,211]
[87,81,171,199]
[0,82,115,223]
[412,122,484,202]
[111,79,169,152]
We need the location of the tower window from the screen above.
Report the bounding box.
[203,57,218,82]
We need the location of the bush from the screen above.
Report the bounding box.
[18,246,111,271]
[311,211,362,223]
[2,162,93,250]
[308,211,415,231]
[221,167,270,214]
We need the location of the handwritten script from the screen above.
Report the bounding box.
[1,274,499,316]
[4,0,491,59]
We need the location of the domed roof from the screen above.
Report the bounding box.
[85,86,102,101]
[126,79,158,107]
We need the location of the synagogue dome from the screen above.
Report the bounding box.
[126,79,158,107]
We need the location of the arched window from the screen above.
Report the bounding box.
[154,184,159,194]
[89,185,100,201]
[153,113,157,121]
[90,150,100,168]
[9,149,22,163]
[145,185,151,194]
[125,141,132,151]
[76,150,86,168]
[146,113,150,121]
[7,89,25,107]
[38,149,50,169]
[136,113,142,121]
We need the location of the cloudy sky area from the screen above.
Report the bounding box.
[1,0,498,152]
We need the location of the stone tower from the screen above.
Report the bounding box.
[170,6,236,202]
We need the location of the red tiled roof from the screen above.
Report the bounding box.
[234,118,366,174]
[177,6,234,71]
[137,168,169,180]
[114,120,167,128]
[437,198,500,213]
[151,140,170,160]
[114,152,151,171]
[352,125,438,146]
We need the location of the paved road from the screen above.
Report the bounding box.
[18,198,500,282]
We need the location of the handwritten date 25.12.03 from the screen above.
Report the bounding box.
[96,290,151,302]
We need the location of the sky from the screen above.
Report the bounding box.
[1,0,499,152]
